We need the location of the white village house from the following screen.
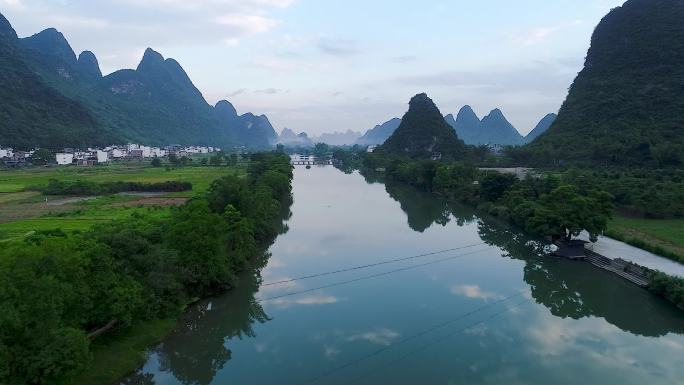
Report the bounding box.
[0,146,13,159]
[55,153,74,165]
[46,143,219,167]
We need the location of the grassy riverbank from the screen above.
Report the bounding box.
[607,216,684,263]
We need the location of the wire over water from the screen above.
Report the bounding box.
[261,242,487,287]
[257,247,491,303]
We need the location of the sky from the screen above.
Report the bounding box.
[1,0,626,136]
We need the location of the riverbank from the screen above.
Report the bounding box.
[0,153,294,385]
[66,318,177,385]
[607,215,684,264]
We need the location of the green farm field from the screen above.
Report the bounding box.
[0,162,237,195]
[0,163,241,242]
[608,215,684,263]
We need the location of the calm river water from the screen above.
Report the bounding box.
[122,166,684,385]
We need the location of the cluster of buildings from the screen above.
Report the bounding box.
[0,147,35,167]
[0,144,220,167]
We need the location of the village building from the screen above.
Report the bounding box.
[96,150,109,163]
[109,148,127,159]
[76,159,96,167]
[129,149,144,159]
[0,147,12,159]
[55,153,74,165]
[3,151,28,168]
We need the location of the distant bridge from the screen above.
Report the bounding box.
[291,160,333,166]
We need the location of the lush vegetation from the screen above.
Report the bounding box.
[39,179,192,196]
[558,168,684,219]
[516,0,684,167]
[361,153,614,243]
[0,163,240,243]
[0,153,293,385]
[648,271,684,310]
[0,162,233,195]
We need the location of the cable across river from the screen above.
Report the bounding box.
[256,247,492,303]
[260,242,488,287]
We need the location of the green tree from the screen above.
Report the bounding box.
[168,153,180,167]
[150,158,162,167]
[313,142,330,157]
[210,153,224,166]
[480,173,517,202]
[30,148,52,165]
[527,185,613,242]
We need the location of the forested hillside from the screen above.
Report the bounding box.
[0,14,111,149]
[380,93,469,160]
[0,12,278,150]
[518,0,684,167]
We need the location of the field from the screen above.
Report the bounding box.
[0,162,241,242]
[0,162,231,194]
[608,215,684,263]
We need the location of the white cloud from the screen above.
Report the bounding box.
[347,328,400,346]
[451,284,504,301]
[215,13,279,35]
[0,0,24,8]
[269,295,340,308]
[509,20,583,46]
[324,346,341,359]
[2,0,292,72]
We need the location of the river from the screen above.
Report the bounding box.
[122,166,684,385]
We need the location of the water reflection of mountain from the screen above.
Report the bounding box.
[381,178,684,338]
[383,181,477,232]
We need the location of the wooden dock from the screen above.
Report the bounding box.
[584,250,650,287]
[554,242,651,287]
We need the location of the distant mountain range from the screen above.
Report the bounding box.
[357,107,554,148]
[311,130,362,146]
[379,93,468,160]
[356,118,402,146]
[524,113,558,142]
[276,129,362,147]
[277,128,313,147]
[445,106,556,146]
[0,12,277,150]
[519,0,684,167]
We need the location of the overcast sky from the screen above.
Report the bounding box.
[1,0,625,135]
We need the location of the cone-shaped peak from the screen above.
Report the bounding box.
[380,93,467,159]
[77,51,102,79]
[456,105,480,123]
[137,48,165,71]
[215,100,238,118]
[22,27,76,63]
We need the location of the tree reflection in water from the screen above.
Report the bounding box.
[123,201,292,385]
[386,180,684,338]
